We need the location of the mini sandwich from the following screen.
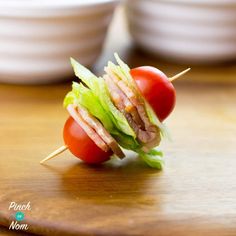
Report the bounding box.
[64,54,166,168]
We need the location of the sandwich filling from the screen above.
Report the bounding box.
[104,66,161,151]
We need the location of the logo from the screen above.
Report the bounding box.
[8,202,31,231]
[15,212,25,221]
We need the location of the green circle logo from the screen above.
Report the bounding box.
[15,211,25,221]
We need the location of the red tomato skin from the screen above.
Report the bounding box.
[63,117,111,164]
[130,66,176,121]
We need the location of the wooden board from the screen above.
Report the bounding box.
[0,82,236,236]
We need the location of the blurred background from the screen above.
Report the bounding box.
[0,0,235,84]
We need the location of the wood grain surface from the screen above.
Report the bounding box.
[0,82,236,236]
[1,6,236,236]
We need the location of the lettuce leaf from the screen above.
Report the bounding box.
[73,82,114,131]
[138,149,164,169]
[112,133,139,150]
[70,58,100,96]
[114,53,137,89]
[64,91,78,108]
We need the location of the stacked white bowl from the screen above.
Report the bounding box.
[0,0,118,83]
[125,0,236,63]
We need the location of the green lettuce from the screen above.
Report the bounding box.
[64,82,113,131]
[114,53,138,91]
[63,91,77,107]
[138,149,164,169]
[112,133,139,150]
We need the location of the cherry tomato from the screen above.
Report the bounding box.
[63,117,112,164]
[131,66,176,122]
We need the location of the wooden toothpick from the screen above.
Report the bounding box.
[40,145,68,164]
[169,68,191,82]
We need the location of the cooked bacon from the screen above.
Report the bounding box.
[67,104,109,152]
[104,75,144,129]
[77,105,125,159]
[141,135,161,152]
[104,75,144,138]
[104,75,125,111]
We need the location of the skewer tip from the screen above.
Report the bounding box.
[169,68,191,82]
[40,145,68,164]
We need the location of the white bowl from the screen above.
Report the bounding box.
[125,0,236,63]
[0,0,118,83]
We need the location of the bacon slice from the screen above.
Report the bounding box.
[104,75,144,128]
[67,104,109,152]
